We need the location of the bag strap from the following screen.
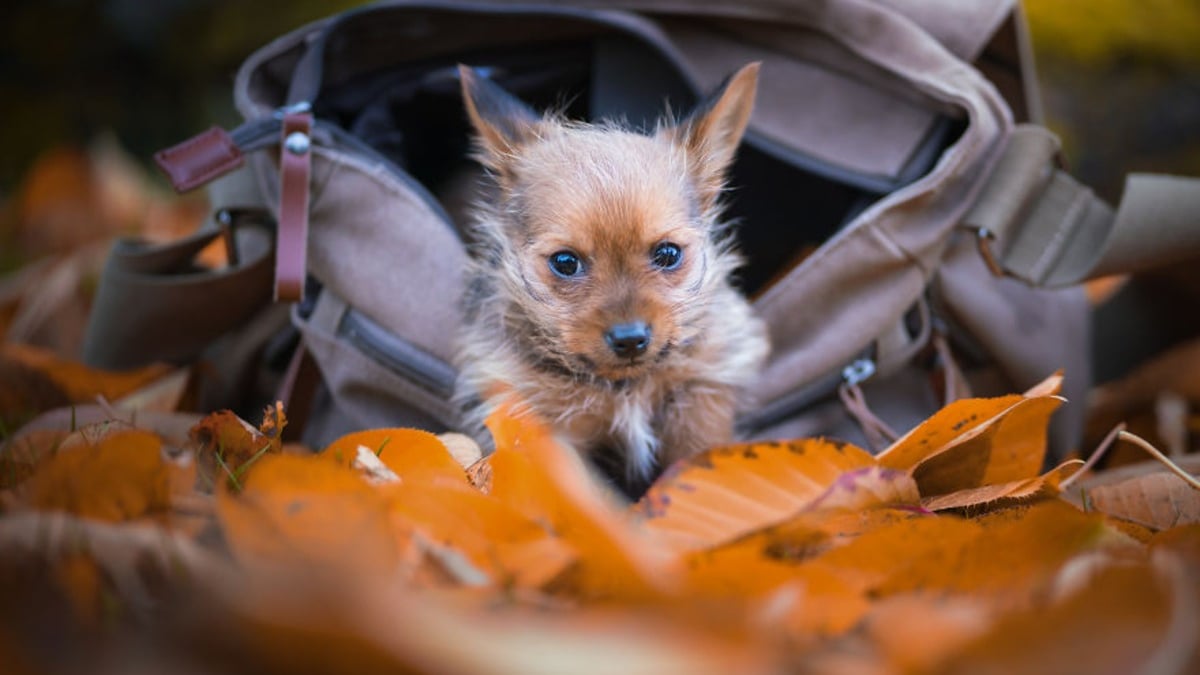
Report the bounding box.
[82,210,275,370]
[964,124,1200,287]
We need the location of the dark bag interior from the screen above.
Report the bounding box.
[293,7,963,296]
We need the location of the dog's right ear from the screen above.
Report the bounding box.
[459,65,540,173]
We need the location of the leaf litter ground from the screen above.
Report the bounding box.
[1,371,1199,674]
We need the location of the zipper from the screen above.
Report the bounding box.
[337,307,458,401]
[737,348,876,435]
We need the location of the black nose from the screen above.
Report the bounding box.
[604,322,652,358]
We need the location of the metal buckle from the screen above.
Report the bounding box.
[841,358,876,387]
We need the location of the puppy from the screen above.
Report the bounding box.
[453,63,769,494]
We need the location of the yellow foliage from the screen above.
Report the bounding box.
[1025,0,1200,67]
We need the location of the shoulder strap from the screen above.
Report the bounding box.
[964,124,1200,287]
[82,210,275,370]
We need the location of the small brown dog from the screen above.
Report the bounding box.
[454,63,769,493]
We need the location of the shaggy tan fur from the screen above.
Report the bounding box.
[454,63,769,491]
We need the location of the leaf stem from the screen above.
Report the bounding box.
[1116,430,1200,491]
[1059,423,1125,491]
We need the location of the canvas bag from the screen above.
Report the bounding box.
[89,0,1200,461]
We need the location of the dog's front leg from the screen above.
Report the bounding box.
[655,384,739,469]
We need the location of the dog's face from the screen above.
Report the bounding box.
[460,64,758,381]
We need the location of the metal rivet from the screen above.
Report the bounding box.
[284,131,310,155]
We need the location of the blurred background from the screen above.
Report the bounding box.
[1,0,1198,455]
[1,0,1198,261]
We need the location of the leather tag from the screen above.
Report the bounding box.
[154,127,245,193]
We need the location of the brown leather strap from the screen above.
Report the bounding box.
[153,127,245,194]
[82,212,275,370]
[276,112,313,302]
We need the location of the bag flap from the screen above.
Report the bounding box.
[232,1,1017,188]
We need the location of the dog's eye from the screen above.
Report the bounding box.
[548,251,584,278]
[651,242,683,270]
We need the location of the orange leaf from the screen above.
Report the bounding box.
[922,458,1085,512]
[877,394,1024,470]
[752,568,872,637]
[868,502,1120,601]
[806,466,921,512]
[878,369,1065,475]
[683,509,917,634]
[880,390,1063,497]
[864,593,993,673]
[633,438,881,552]
[484,404,676,600]
[382,482,574,588]
[933,559,1187,674]
[216,453,399,575]
[1150,524,1200,565]
[1,343,171,404]
[21,429,170,522]
[811,510,985,595]
[323,428,467,486]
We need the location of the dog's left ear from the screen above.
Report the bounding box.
[666,62,759,210]
[459,65,540,176]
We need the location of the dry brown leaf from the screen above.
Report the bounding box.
[0,429,69,490]
[0,355,71,428]
[111,367,190,413]
[1067,455,1200,531]
[188,409,281,492]
[174,571,778,675]
[1,343,171,404]
[436,432,484,469]
[1088,473,1200,531]
[11,147,116,254]
[11,404,202,449]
